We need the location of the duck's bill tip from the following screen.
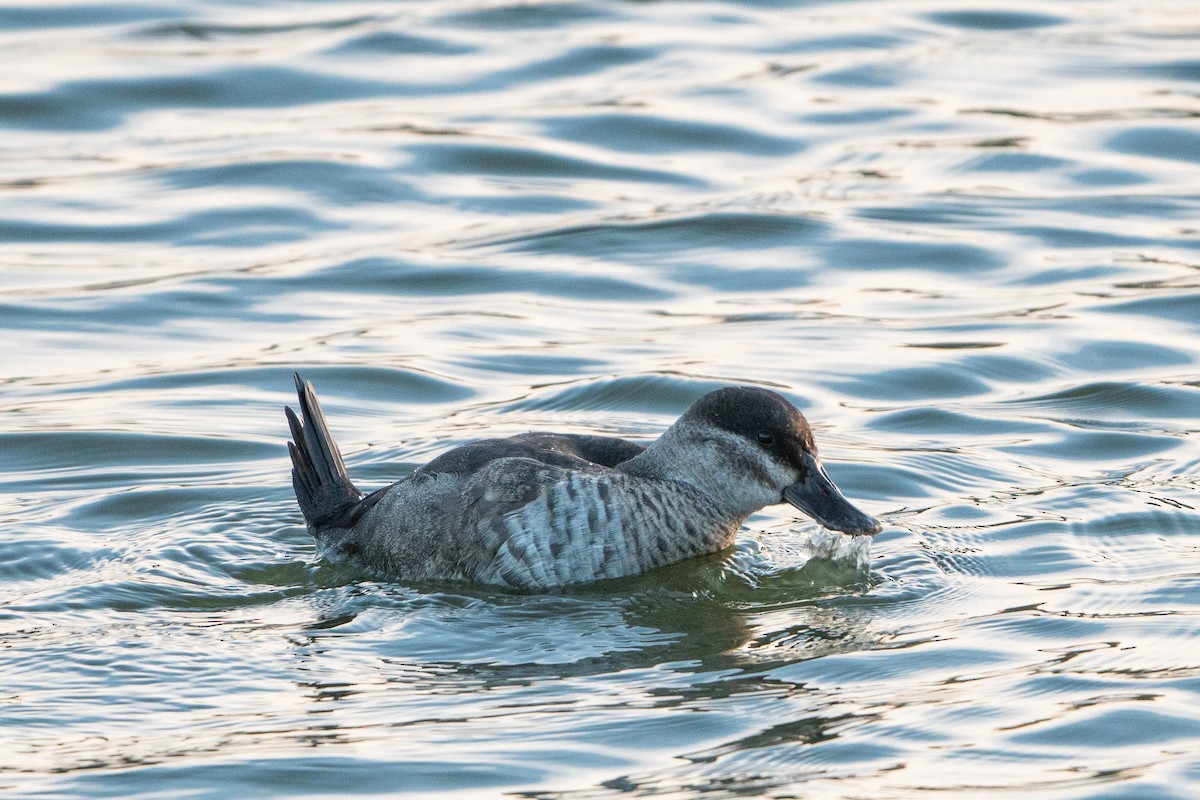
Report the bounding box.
[840,515,883,537]
[782,457,882,537]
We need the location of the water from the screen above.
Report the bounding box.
[2,0,1199,796]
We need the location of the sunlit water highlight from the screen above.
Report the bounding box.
[2,0,1199,797]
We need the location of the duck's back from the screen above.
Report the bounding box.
[418,432,646,477]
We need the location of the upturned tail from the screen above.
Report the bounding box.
[285,372,364,529]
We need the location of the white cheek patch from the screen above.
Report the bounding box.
[694,427,796,509]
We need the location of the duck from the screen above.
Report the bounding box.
[285,373,881,589]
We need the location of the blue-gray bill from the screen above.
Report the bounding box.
[782,453,882,536]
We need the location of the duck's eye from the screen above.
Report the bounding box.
[756,431,775,445]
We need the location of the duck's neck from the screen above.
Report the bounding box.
[618,424,776,523]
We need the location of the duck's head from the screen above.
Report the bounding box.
[668,386,882,535]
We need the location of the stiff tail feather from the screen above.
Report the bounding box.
[286,372,364,529]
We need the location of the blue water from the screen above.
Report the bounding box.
[2,1,1200,797]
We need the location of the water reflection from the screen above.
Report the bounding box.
[269,549,886,794]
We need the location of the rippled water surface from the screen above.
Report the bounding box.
[3,0,1200,797]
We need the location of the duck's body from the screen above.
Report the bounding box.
[286,374,880,589]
